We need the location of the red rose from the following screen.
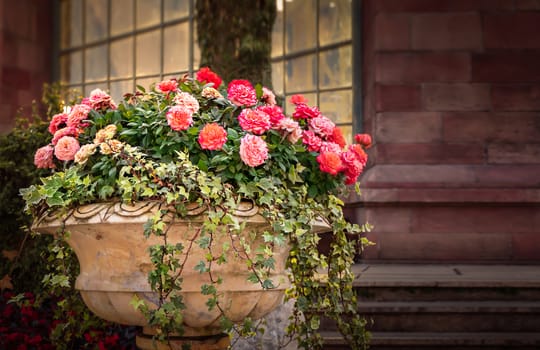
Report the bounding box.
[156,79,178,93]
[328,127,347,149]
[354,133,372,148]
[196,67,222,88]
[317,151,343,176]
[293,103,321,120]
[290,94,308,105]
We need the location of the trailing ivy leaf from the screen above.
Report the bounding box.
[194,260,207,273]
[200,284,216,295]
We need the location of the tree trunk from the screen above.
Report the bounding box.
[195,0,276,87]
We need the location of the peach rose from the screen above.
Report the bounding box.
[74,144,97,164]
[54,136,80,161]
[198,123,228,150]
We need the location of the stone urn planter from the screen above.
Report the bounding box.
[33,200,328,349]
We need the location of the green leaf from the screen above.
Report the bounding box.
[46,195,65,207]
[194,260,207,273]
[201,284,216,295]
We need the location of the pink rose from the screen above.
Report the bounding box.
[302,130,322,152]
[341,150,364,185]
[309,115,335,138]
[54,136,80,161]
[277,118,302,144]
[239,134,268,167]
[166,106,193,131]
[261,87,276,105]
[173,91,200,114]
[34,145,55,169]
[319,141,342,154]
[198,123,228,150]
[156,79,178,93]
[227,79,257,107]
[88,89,117,111]
[258,105,285,126]
[349,144,368,166]
[293,103,321,120]
[48,113,68,135]
[67,104,91,128]
[52,126,79,145]
[238,109,271,135]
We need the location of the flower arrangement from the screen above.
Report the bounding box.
[22,67,372,349]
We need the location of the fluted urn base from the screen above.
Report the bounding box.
[136,328,230,350]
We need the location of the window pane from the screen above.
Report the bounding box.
[136,0,161,29]
[272,62,283,96]
[164,23,189,74]
[85,0,108,43]
[111,0,134,36]
[60,0,83,48]
[136,76,160,92]
[272,3,284,57]
[164,0,189,21]
[319,0,351,46]
[109,79,134,103]
[60,51,82,84]
[339,125,353,144]
[136,30,161,76]
[285,0,316,53]
[110,38,134,79]
[85,45,108,82]
[319,90,352,124]
[285,54,316,93]
[319,45,352,89]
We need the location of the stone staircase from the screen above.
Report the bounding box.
[321,264,540,350]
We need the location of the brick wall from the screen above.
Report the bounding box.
[0,0,53,133]
[355,0,540,263]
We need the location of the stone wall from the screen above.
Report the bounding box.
[355,0,540,263]
[0,0,53,133]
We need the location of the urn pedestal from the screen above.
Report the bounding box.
[34,201,313,350]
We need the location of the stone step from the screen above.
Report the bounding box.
[322,301,540,332]
[320,264,540,349]
[321,331,540,350]
[358,286,540,302]
[360,301,540,332]
[353,263,540,301]
[352,264,540,289]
